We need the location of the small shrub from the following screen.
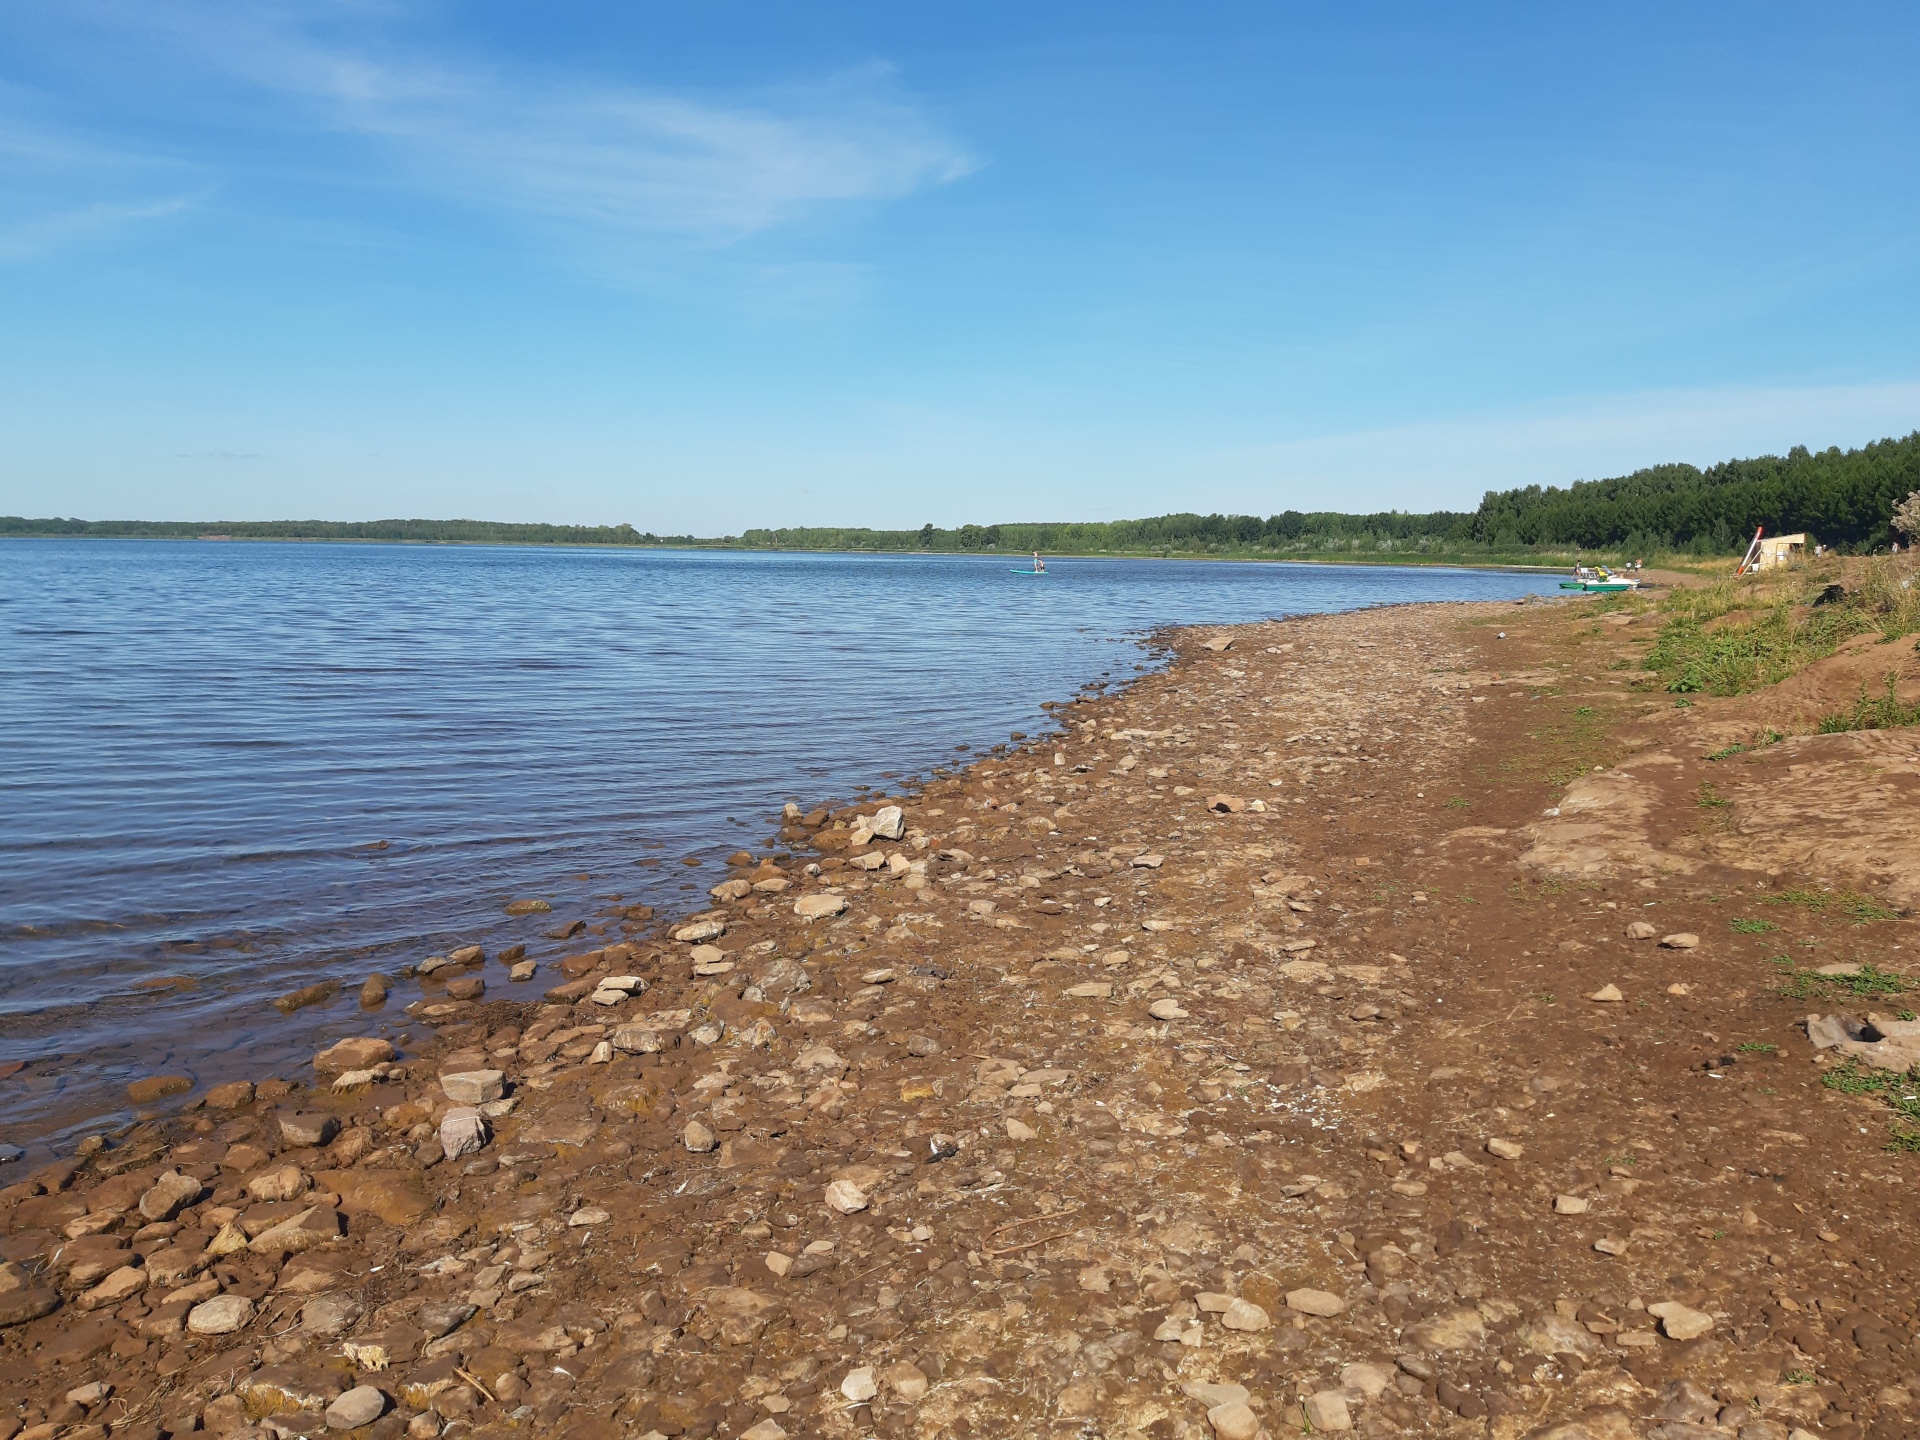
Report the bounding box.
[1816,673,1920,734]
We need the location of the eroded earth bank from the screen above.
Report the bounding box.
[6,588,1920,1440]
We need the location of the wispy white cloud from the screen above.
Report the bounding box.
[0,93,206,261]
[0,6,974,283]
[136,5,978,262]
[0,192,197,261]
[332,63,976,245]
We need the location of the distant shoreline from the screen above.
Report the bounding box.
[0,531,1589,574]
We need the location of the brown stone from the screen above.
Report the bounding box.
[247,1163,310,1202]
[223,1141,271,1171]
[0,1287,59,1327]
[274,981,338,1014]
[126,1075,192,1105]
[313,1037,394,1073]
[319,1170,432,1225]
[280,1112,340,1148]
[248,1206,345,1257]
[592,1077,676,1120]
[40,1318,124,1363]
[138,1170,204,1223]
[204,1080,255,1109]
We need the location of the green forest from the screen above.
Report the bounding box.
[7,429,1916,561]
[0,516,703,546]
[740,431,1920,559]
[1464,431,1920,555]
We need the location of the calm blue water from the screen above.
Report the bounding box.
[0,540,1557,1149]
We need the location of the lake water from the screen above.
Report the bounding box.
[0,541,1559,1153]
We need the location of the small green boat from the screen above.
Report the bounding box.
[1562,566,1638,593]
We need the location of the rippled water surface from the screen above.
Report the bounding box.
[0,540,1558,1149]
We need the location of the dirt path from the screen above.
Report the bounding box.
[4,593,1917,1440]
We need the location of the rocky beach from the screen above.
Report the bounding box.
[5,583,1920,1440]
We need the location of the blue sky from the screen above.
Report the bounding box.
[2,2,1917,532]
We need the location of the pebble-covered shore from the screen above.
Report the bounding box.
[4,592,1918,1440]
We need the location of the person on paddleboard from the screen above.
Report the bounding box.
[1032,551,1046,573]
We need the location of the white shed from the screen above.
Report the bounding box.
[1752,533,1809,569]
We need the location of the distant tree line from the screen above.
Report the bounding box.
[744,432,1920,558]
[0,517,702,546]
[8,431,1915,558]
[737,508,1473,556]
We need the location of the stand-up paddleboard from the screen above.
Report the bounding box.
[1009,568,1050,575]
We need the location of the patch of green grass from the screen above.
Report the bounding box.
[1705,730,1785,761]
[1647,599,1871,696]
[1736,1042,1778,1053]
[1497,697,1621,788]
[1784,1370,1819,1386]
[1817,673,1920,734]
[1443,796,1469,809]
[1533,992,1557,1005]
[1764,888,1901,923]
[1820,1061,1920,1153]
[1640,560,1920,699]
[1775,963,1913,1002]
[1696,781,1729,808]
[1730,917,1778,934]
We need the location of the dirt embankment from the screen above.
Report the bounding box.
[3,592,1918,1440]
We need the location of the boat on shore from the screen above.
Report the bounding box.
[1561,565,1639,593]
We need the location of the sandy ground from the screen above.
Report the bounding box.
[4,590,1919,1440]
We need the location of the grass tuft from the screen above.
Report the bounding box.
[1821,1059,1920,1151]
[1776,962,1912,1001]
[1764,888,1900,923]
[1816,673,1920,734]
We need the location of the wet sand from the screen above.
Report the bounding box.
[3,590,1918,1440]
